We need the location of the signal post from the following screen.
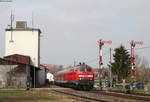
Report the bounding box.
[130,40,143,84]
[98,39,112,90]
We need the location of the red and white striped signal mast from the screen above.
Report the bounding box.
[98,39,112,89]
[98,39,112,77]
[130,40,143,78]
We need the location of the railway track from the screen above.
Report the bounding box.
[35,85,150,102]
[108,89,150,97]
[51,88,107,102]
[51,87,149,102]
[90,90,150,102]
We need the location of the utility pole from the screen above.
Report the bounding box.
[9,10,14,42]
[98,39,112,90]
[109,48,112,88]
[74,61,76,67]
[130,40,143,85]
[34,66,35,88]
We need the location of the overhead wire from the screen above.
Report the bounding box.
[85,49,110,64]
[135,46,150,50]
[127,45,150,50]
[86,45,150,64]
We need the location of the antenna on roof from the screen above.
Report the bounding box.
[32,12,34,29]
[10,10,14,29]
[9,10,14,42]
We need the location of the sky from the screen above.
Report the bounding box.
[0,0,150,68]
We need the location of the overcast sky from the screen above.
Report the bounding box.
[0,0,150,68]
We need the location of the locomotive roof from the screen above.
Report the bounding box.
[54,64,93,75]
[55,66,74,74]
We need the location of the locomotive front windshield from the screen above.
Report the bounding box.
[80,65,92,72]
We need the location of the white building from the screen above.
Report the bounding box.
[5,21,41,67]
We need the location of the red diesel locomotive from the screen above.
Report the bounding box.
[54,63,94,90]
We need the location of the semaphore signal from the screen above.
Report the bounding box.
[98,39,112,77]
[98,39,112,90]
[130,40,143,78]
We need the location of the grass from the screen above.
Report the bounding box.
[133,89,150,94]
[0,90,25,94]
[0,90,79,102]
[112,87,150,94]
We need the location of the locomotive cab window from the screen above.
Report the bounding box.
[86,66,92,72]
[80,66,92,72]
[70,68,74,72]
[80,67,85,72]
[75,69,78,72]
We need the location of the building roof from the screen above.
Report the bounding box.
[5,28,41,33]
[4,54,31,65]
[0,56,40,70]
[41,64,54,69]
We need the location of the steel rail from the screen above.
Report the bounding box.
[51,89,108,102]
[90,90,150,102]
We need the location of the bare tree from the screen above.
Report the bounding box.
[135,55,150,84]
[48,65,64,74]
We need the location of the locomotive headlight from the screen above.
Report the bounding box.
[87,75,93,77]
[78,75,84,77]
[78,75,93,77]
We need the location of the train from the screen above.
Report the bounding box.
[54,63,94,90]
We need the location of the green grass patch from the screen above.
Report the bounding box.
[0,90,25,94]
[0,90,78,102]
[133,89,150,94]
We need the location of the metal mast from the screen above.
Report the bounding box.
[109,48,112,88]
[130,40,143,79]
[98,39,112,90]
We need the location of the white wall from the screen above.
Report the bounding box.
[5,30,40,67]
